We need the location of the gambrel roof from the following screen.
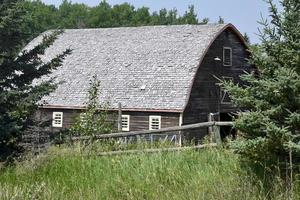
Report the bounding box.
[26,23,244,112]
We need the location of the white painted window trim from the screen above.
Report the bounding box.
[149,115,161,130]
[122,115,130,132]
[52,112,63,127]
[223,47,232,66]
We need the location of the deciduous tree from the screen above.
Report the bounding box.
[70,75,113,138]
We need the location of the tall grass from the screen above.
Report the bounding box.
[0,146,299,200]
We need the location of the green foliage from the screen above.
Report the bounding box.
[2,148,297,200]
[70,75,113,137]
[23,0,214,31]
[133,7,151,26]
[243,32,251,44]
[150,8,179,25]
[218,16,225,24]
[222,0,300,179]
[0,0,71,160]
[177,5,199,24]
[23,0,59,35]
[87,1,109,27]
[58,0,89,28]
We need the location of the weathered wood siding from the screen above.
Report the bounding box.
[182,28,251,140]
[38,108,180,132]
[37,108,81,132]
[122,112,180,131]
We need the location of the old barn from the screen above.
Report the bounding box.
[27,23,251,140]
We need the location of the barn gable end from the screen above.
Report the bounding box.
[183,27,251,140]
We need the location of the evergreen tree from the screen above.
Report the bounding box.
[0,0,71,160]
[23,0,59,34]
[222,0,300,180]
[218,16,225,24]
[243,32,251,44]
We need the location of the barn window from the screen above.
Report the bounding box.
[52,112,63,127]
[149,115,161,130]
[220,77,233,104]
[223,47,232,66]
[122,115,130,132]
[221,89,232,104]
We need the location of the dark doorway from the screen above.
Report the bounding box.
[220,112,236,140]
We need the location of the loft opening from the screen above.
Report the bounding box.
[223,47,232,66]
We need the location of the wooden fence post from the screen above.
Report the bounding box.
[117,102,122,132]
[136,134,141,144]
[213,124,222,146]
[178,113,183,147]
[208,113,213,143]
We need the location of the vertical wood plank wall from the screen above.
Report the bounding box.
[182,28,251,141]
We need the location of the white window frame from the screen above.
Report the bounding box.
[122,115,130,132]
[223,47,232,66]
[52,112,63,127]
[149,115,161,130]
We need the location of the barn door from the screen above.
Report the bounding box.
[220,113,237,140]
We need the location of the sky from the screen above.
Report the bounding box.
[42,0,282,44]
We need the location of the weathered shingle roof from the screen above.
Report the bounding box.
[27,24,230,112]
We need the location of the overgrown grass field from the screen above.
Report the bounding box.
[0,146,299,200]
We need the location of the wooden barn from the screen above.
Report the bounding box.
[27,23,251,140]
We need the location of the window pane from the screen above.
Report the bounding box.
[149,116,161,130]
[223,48,232,66]
[52,112,63,127]
[121,115,130,131]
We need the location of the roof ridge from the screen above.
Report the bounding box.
[44,23,228,32]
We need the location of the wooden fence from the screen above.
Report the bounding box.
[96,144,218,156]
[72,121,234,147]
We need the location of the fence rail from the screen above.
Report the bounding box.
[96,143,217,156]
[72,121,234,145]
